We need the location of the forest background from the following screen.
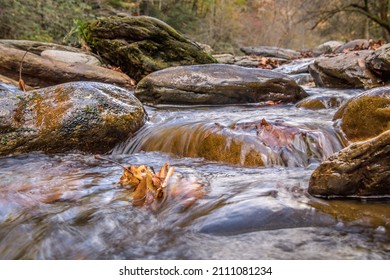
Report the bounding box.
[0,0,389,54]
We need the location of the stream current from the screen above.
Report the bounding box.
[0,86,389,259]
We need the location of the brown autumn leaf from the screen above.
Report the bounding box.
[95,155,204,210]
[256,118,299,148]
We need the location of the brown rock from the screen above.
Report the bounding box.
[0,82,146,155]
[135,64,308,105]
[0,44,134,89]
[333,86,390,142]
[308,130,390,198]
[309,51,380,88]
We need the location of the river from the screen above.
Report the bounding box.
[0,86,389,259]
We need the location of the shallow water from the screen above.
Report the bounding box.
[0,87,389,259]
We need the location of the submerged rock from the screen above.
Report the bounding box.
[82,15,216,82]
[309,51,380,88]
[296,95,349,110]
[135,64,308,105]
[333,86,390,142]
[115,118,343,168]
[308,130,390,198]
[0,82,146,155]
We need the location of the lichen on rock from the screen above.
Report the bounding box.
[0,81,147,155]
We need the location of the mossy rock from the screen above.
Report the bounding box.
[82,15,217,82]
[296,95,348,110]
[333,86,390,142]
[0,82,146,155]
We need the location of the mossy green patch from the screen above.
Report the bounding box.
[83,15,217,82]
[341,96,390,141]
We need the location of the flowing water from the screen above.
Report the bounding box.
[0,87,389,259]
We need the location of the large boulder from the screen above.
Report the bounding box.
[0,44,134,89]
[308,130,390,198]
[240,46,301,60]
[135,64,308,105]
[366,43,390,81]
[82,15,217,82]
[309,51,380,88]
[0,82,146,155]
[333,86,390,142]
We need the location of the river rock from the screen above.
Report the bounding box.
[366,43,390,81]
[0,74,34,91]
[135,64,308,105]
[335,39,370,53]
[313,40,344,55]
[308,130,390,198]
[119,118,343,167]
[309,51,380,88]
[240,46,301,60]
[213,54,287,68]
[0,39,87,55]
[82,15,217,82]
[274,58,315,74]
[333,86,390,142]
[296,95,348,110]
[0,44,135,89]
[290,73,314,86]
[41,50,101,66]
[0,82,146,155]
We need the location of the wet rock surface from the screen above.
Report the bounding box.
[0,82,146,155]
[309,130,390,198]
[366,43,390,81]
[117,118,343,168]
[309,51,380,88]
[333,86,390,142]
[135,64,308,105]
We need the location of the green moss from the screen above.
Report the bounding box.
[83,15,217,81]
[341,96,390,141]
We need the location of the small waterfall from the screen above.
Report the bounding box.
[112,118,344,168]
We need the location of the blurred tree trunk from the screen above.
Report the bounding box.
[310,0,390,41]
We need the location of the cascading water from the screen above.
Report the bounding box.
[1,86,389,259]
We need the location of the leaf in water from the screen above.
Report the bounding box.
[95,155,204,210]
